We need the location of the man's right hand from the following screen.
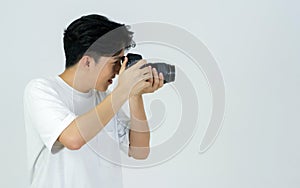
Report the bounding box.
[117,57,153,98]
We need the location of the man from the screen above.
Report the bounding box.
[24,14,164,188]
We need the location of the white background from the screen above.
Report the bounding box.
[1,0,299,187]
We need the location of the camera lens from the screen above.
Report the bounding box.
[125,53,176,83]
[145,63,175,83]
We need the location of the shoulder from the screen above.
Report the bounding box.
[24,76,59,98]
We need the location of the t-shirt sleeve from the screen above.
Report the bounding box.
[116,100,131,155]
[24,79,77,153]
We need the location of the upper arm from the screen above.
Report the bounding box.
[24,79,78,152]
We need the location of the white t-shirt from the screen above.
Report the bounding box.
[23,76,130,188]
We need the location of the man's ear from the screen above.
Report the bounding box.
[78,56,93,69]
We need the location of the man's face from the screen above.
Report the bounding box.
[92,51,124,91]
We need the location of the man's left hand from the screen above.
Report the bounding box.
[137,66,164,95]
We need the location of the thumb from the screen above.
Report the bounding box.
[119,56,128,74]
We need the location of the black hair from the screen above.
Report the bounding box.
[63,14,134,68]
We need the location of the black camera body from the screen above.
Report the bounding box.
[125,53,175,84]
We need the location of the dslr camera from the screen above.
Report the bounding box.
[124,53,175,84]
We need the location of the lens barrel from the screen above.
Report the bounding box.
[125,53,175,83]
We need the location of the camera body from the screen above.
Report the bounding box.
[125,53,175,84]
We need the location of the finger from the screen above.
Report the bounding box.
[152,68,159,88]
[133,66,152,83]
[140,69,153,81]
[158,72,164,88]
[119,56,128,74]
[139,65,152,76]
[134,69,152,83]
[132,59,147,70]
[148,66,154,85]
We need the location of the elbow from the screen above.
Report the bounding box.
[59,135,85,150]
[58,123,86,150]
[129,146,150,160]
[65,141,83,150]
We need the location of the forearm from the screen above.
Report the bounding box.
[128,95,150,159]
[59,86,128,149]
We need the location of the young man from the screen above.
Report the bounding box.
[24,14,164,188]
